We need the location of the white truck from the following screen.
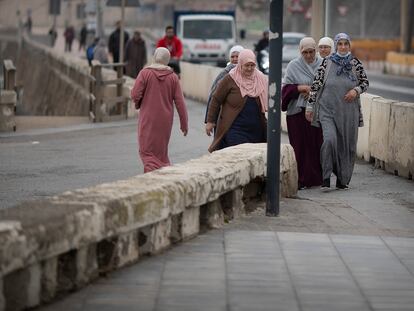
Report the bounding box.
[174,11,237,67]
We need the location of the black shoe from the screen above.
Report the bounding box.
[321,178,330,191]
[336,179,349,190]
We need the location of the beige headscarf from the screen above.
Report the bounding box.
[147,47,172,70]
[318,36,334,50]
[299,37,317,52]
[229,49,268,112]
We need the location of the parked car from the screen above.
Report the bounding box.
[282,32,306,63]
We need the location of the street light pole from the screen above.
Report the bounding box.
[266,0,283,217]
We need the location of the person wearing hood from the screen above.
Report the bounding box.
[306,33,369,190]
[205,49,268,152]
[131,47,188,173]
[125,30,147,78]
[282,37,323,189]
[318,36,334,58]
[204,45,244,124]
[93,38,109,64]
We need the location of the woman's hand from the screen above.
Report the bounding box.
[305,111,313,122]
[298,85,311,100]
[297,85,311,94]
[205,122,215,136]
[181,129,188,136]
[344,89,358,102]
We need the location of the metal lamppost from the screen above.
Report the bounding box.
[266,0,283,217]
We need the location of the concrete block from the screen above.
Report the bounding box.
[369,97,395,162]
[3,263,41,310]
[0,90,16,132]
[279,144,298,198]
[0,278,4,311]
[152,219,171,253]
[170,214,183,244]
[200,200,224,230]
[357,94,378,161]
[387,102,414,178]
[56,250,77,293]
[76,244,99,286]
[137,220,172,255]
[182,206,200,239]
[114,232,139,268]
[41,257,57,303]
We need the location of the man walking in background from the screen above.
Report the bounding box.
[108,21,129,63]
[156,26,183,76]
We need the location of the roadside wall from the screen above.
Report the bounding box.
[180,62,414,180]
[0,143,298,311]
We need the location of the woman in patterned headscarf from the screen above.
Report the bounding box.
[306,33,369,190]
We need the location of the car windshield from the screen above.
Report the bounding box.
[183,20,233,39]
[283,36,302,45]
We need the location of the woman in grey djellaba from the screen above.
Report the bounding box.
[305,33,369,190]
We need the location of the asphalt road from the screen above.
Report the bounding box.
[0,99,213,209]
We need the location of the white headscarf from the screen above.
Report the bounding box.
[318,37,334,50]
[228,45,244,60]
[147,47,172,70]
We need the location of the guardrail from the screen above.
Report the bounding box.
[90,61,128,122]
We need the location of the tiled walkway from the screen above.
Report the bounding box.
[39,230,414,311]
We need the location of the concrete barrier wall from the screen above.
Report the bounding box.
[386,51,414,77]
[16,36,92,116]
[181,62,414,180]
[0,143,298,310]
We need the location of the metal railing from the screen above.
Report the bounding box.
[90,61,127,122]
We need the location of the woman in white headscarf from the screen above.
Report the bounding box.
[282,37,323,189]
[204,45,244,124]
[131,47,188,173]
[318,36,334,58]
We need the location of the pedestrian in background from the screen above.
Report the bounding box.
[204,45,244,124]
[48,26,57,47]
[205,49,267,152]
[131,47,188,173]
[93,38,109,64]
[282,37,323,189]
[125,30,147,78]
[156,26,183,76]
[108,21,130,63]
[306,33,369,190]
[64,24,75,52]
[318,36,334,58]
[255,29,269,72]
[79,24,87,51]
[86,37,99,66]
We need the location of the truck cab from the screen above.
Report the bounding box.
[175,13,236,67]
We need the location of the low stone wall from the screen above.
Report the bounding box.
[181,62,414,180]
[0,143,297,311]
[0,90,16,132]
[386,51,414,77]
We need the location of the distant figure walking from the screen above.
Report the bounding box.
[156,26,183,76]
[125,30,147,78]
[48,26,58,47]
[79,24,87,51]
[93,39,109,64]
[131,47,188,173]
[64,25,75,52]
[205,49,267,152]
[108,21,129,63]
[306,33,369,190]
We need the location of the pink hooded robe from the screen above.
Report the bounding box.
[131,67,188,173]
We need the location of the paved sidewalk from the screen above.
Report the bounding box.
[39,230,414,311]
